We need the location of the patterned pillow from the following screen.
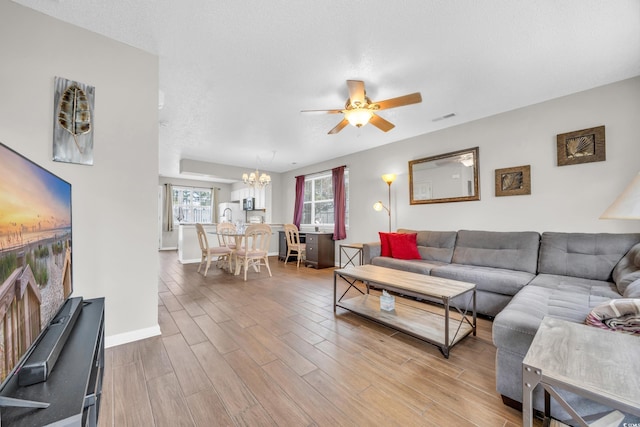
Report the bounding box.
[585,299,640,334]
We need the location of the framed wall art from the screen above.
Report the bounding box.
[495,165,531,197]
[53,76,95,165]
[556,125,605,167]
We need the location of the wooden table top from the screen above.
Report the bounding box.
[335,264,475,299]
[523,316,640,415]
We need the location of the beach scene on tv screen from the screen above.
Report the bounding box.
[0,144,72,383]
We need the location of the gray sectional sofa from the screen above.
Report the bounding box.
[362,229,640,421]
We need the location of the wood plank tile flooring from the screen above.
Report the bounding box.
[98,251,538,426]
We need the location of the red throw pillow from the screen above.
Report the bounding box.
[388,233,421,260]
[379,232,394,257]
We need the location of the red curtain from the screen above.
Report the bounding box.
[293,175,305,228]
[332,166,346,240]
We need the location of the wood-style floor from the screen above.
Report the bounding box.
[97,251,535,426]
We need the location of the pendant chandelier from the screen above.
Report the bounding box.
[242,169,271,188]
[242,153,274,188]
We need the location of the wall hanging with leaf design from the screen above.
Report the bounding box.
[556,125,605,167]
[53,76,95,165]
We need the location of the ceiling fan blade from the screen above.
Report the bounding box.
[328,119,349,135]
[373,92,422,110]
[346,80,365,107]
[301,109,343,114]
[369,114,395,132]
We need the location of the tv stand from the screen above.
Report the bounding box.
[0,396,49,409]
[0,298,105,426]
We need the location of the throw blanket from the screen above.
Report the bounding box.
[585,299,640,334]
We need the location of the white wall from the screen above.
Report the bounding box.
[0,2,160,346]
[281,76,640,246]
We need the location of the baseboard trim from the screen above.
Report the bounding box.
[105,324,161,348]
[159,246,177,251]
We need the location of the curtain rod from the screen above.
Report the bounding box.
[295,165,347,179]
[167,183,221,190]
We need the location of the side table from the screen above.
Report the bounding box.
[339,243,363,268]
[522,316,640,427]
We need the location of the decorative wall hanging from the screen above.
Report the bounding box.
[556,125,605,167]
[53,76,95,165]
[495,165,531,197]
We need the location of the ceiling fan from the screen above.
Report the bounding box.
[302,80,422,134]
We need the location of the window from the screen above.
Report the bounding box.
[301,171,349,227]
[172,187,213,224]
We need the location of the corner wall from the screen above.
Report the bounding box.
[282,76,640,244]
[0,2,160,345]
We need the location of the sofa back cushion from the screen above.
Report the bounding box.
[397,229,457,263]
[451,230,540,273]
[538,232,640,281]
[625,279,640,298]
[613,243,640,294]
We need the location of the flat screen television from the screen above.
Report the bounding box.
[0,141,74,397]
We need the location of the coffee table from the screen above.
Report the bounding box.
[333,264,476,358]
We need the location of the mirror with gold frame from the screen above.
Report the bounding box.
[409,147,480,204]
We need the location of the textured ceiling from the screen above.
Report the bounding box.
[13,0,640,180]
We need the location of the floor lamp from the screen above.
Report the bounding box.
[373,173,396,232]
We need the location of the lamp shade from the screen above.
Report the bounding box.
[381,173,396,185]
[600,172,640,219]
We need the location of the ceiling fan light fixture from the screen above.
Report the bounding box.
[345,108,373,127]
[302,80,422,134]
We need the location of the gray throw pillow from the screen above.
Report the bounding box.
[613,243,640,295]
[625,279,640,298]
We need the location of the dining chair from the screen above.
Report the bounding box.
[216,222,237,248]
[234,224,272,281]
[283,223,306,268]
[216,222,237,271]
[195,223,233,276]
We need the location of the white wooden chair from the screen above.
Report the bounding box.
[283,223,306,268]
[216,222,237,250]
[195,223,233,276]
[216,222,238,271]
[234,224,272,281]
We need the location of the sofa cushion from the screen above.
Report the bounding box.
[613,243,640,294]
[397,229,457,263]
[537,232,640,281]
[430,263,535,296]
[528,273,621,299]
[371,257,446,275]
[625,279,640,298]
[451,230,540,274]
[388,232,421,260]
[493,285,613,356]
